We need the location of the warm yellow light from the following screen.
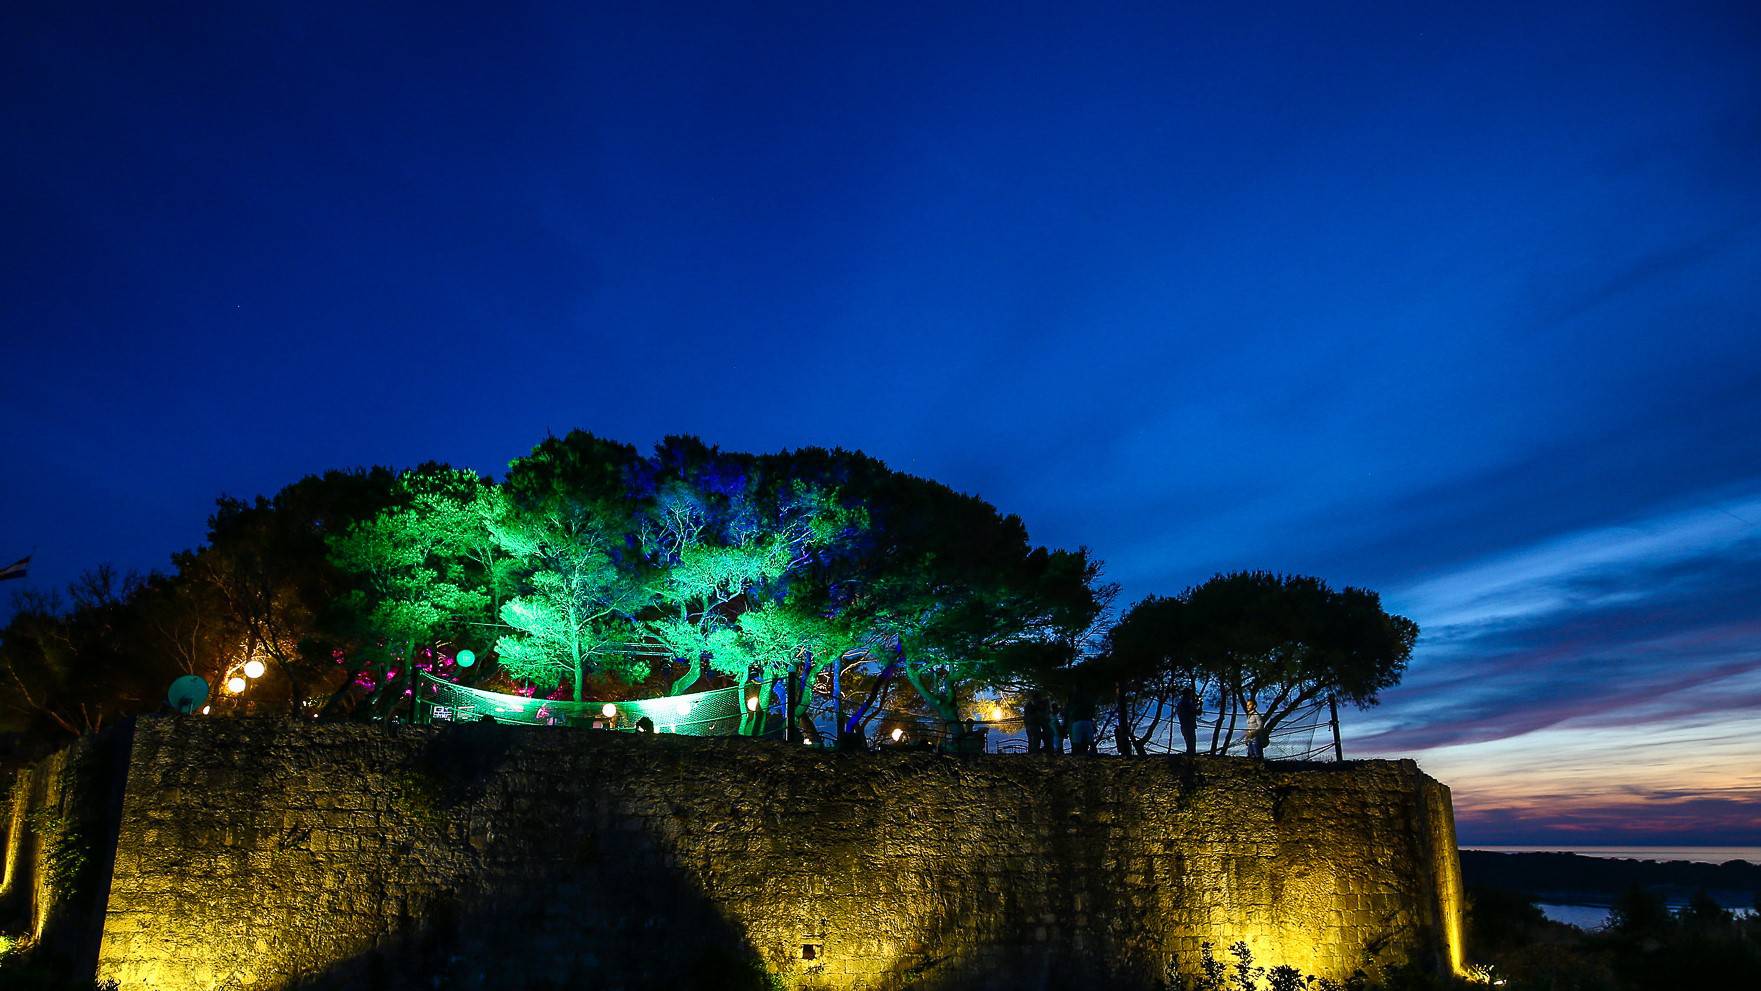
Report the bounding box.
[601,703,617,718]
[242,659,266,679]
[890,728,904,742]
[225,677,247,694]
[802,736,813,746]
[746,695,759,712]
[989,706,1004,722]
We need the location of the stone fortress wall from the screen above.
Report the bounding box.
[13,717,1464,989]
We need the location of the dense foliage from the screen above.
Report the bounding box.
[1100,572,1416,755]
[1465,884,1761,990]
[1,431,1413,747]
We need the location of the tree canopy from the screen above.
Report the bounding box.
[1,433,1415,753]
[1100,571,1417,754]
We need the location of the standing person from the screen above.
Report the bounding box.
[1024,692,1051,754]
[1242,700,1264,759]
[1176,684,1201,756]
[1113,685,1135,756]
[1067,691,1097,755]
[1050,702,1067,755]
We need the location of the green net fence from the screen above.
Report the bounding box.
[414,672,1338,759]
[414,672,758,735]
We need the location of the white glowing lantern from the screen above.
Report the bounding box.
[242,659,266,679]
[671,697,690,717]
[802,736,813,746]
[890,727,904,742]
[201,705,211,715]
[226,676,247,694]
[745,695,759,712]
[601,703,617,719]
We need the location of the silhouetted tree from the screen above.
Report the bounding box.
[1182,571,1416,749]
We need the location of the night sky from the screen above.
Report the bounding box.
[4,3,1759,845]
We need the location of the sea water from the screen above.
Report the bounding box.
[1463,847,1760,928]
[1464,846,1761,865]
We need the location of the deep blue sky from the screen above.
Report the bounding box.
[4,2,1759,843]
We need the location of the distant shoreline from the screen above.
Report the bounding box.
[1459,849,1761,912]
[1463,845,1761,866]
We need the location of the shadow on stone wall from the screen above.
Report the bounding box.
[288,723,773,991]
[296,863,772,991]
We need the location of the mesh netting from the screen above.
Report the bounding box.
[415,672,758,735]
[414,671,1338,758]
[820,696,1334,759]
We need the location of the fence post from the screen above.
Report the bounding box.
[1328,693,1343,761]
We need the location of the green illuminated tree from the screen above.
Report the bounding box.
[638,470,860,696]
[0,429,1117,747]
[490,504,646,699]
[492,433,649,699]
[328,465,501,713]
[782,447,1111,733]
[727,595,854,738]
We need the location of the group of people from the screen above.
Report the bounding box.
[1020,684,1269,759]
[1021,692,1099,755]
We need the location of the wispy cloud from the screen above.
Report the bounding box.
[1356,488,1761,843]
[1393,492,1761,639]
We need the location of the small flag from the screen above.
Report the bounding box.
[0,556,29,582]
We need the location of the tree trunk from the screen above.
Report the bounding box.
[669,655,701,696]
[567,602,584,702]
[899,656,958,727]
[858,674,895,734]
[1221,693,1241,753]
[832,651,843,741]
[1133,694,1165,757]
[845,656,899,734]
[405,640,418,722]
[791,665,822,744]
[1208,687,1227,754]
[738,673,760,736]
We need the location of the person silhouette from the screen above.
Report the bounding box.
[1176,684,1201,755]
